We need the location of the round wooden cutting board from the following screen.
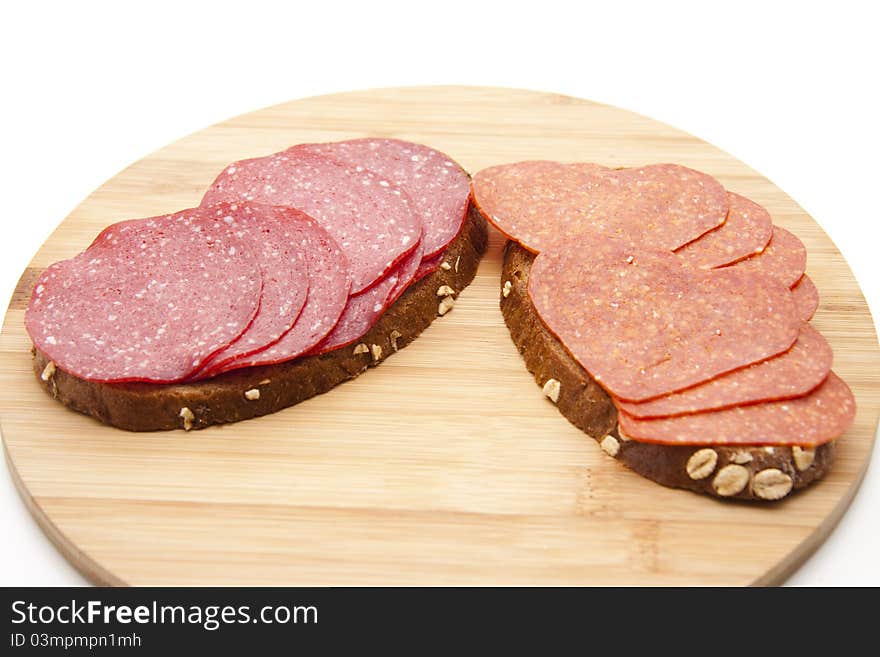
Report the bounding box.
[2,86,878,586]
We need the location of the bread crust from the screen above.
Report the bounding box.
[499,241,833,501]
[31,205,488,432]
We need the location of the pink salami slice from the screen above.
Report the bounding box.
[791,274,819,322]
[615,323,832,418]
[312,273,398,353]
[472,161,728,253]
[310,231,425,355]
[528,238,801,401]
[386,240,423,304]
[202,149,421,294]
[26,209,262,382]
[412,231,466,283]
[414,252,445,282]
[721,225,806,288]
[206,215,352,371]
[192,203,310,375]
[293,138,470,259]
[674,192,773,268]
[617,371,855,446]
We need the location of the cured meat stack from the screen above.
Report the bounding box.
[473,161,856,499]
[26,139,472,390]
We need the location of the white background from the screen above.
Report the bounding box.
[1,0,877,586]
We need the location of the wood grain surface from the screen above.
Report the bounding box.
[1,86,878,586]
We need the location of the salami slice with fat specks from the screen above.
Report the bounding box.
[721,225,806,288]
[472,161,728,253]
[206,215,352,372]
[528,239,801,401]
[26,209,262,382]
[386,241,424,304]
[192,203,310,375]
[791,274,819,321]
[202,149,421,294]
[293,138,470,259]
[308,240,423,355]
[617,371,855,446]
[674,192,773,268]
[312,270,398,354]
[615,323,832,418]
[414,252,445,282]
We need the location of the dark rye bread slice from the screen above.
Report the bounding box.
[499,241,833,502]
[30,205,488,432]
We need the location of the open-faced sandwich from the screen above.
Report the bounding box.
[26,139,487,431]
[472,160,855,501]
